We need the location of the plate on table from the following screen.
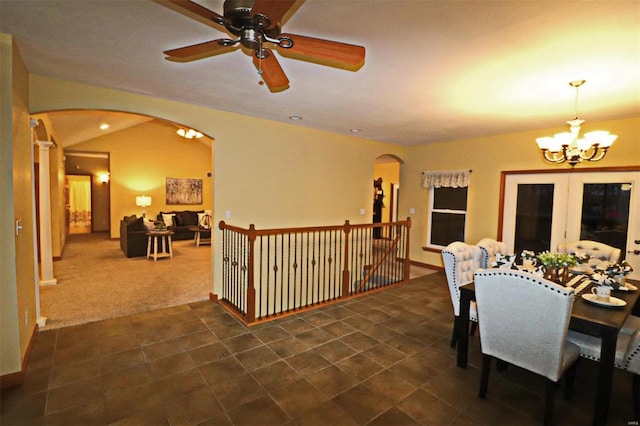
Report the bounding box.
[624,282,638,291]
[581,294,627,308]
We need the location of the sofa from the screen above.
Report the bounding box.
[157,210,206,241]
[120,215,153,258]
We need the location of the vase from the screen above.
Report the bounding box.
[543,266,567,283]
[543,266,558,282]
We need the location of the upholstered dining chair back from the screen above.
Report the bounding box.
[557,240,621,268]
[476,238,509,269]
[442,242,482,316]
[474,269,577,382]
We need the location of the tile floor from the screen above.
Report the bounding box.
[1,272,637,425]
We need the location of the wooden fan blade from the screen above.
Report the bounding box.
[253,50,289,92]
[278,33,365,70]
[164,40,236,62]
[153,0,225,30]
[251,0,298,30]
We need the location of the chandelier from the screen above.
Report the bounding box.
[536,80,616,167]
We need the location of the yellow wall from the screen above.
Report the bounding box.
[70,120,213,238]
[402,116,640,268]
[1,35,38,376]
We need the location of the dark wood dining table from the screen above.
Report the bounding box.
[456,276,640,426]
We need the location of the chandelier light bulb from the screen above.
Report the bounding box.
[177,128,203,139]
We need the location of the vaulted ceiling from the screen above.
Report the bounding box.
[2,0,639,147]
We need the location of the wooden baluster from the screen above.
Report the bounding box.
[341,220,351,297]
[246,224,256,323]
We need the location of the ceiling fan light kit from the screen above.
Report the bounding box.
[536,80,616,168]
[155,0,366,92]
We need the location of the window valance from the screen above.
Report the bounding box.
[422,169,471,188]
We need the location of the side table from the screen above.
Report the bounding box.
[146,230,174,261]
[188,226,211,247]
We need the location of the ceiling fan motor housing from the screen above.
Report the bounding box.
[223,0,281,39]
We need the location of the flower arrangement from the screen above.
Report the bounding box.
[520,250,589,283]
[521,250,587,268]
[153,221,167,231]
[590,260,634,290]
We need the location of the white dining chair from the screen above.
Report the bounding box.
[474,269,581,425]
[442,241,482,348]
[476,238,509,269]
[567,315,640,419]
[557,240,621,269]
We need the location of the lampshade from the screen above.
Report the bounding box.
[135,196,151,207]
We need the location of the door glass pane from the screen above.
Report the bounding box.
[514,184,554,257]
[580,183,630,260]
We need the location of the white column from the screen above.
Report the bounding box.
[36,140,57,287]
[30,121,47,326]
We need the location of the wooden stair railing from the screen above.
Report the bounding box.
[356,232,402,293]
[219,218,411,324]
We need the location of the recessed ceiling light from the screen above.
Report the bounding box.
[100,124,109,130]
[350,128,361,133]
[289,115,302,121]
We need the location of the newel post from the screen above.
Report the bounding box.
[341,220,351,298]
[403,217,412,282]
[246,224,257,323]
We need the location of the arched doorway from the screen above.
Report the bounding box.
[31,110,214,328]
[373,154,403,239]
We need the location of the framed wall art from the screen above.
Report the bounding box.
[166,177,202,205]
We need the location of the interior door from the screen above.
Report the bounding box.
[502,171,640,280]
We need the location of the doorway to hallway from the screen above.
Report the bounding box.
[66,175,92,234]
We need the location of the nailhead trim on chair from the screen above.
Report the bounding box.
[442,251,461,302]
[626,345,640,371]
[443,244,479,323]
[474,270,574,296]
[578,352,626,369]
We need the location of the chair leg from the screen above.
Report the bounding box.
[450,319,458,348]
[479,354,491,398]
[633,373,640,421]
[564,359,580,401]
[470,321,478,336]
[544,379,557,426]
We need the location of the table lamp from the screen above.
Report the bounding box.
[135,195,151,217]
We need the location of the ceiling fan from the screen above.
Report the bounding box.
[154,0,366,92]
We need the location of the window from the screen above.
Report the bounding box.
[427,186,468,247]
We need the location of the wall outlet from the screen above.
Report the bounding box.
[409,208,416,214]
[225,210,231,219]
[360,208,366,215]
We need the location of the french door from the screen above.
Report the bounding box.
[502,171,640,280]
